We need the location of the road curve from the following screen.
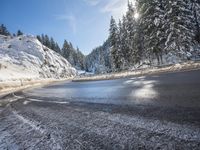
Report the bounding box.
[0,70,200,149]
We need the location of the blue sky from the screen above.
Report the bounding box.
[0,0,134,54]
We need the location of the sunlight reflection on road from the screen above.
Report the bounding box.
[133,82,157,98]
[124,77,158,104]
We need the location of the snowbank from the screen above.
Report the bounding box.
[74,61,200,81]
[0,35,77,92]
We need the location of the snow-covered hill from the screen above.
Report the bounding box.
[0,35,77,82]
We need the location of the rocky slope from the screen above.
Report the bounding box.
[0,35,77,82]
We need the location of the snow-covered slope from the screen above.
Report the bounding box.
[0,35,77,81]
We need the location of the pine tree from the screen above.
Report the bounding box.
[0,24,10,36]
[132,17,143,65]
[76,47,85,70]
[137,0,165,64]
[109,16,122,71]
[164,0,196,60]
[69,42,76,66]
[37,34,61,54]
[191,0,200,43]
[41,34,45,44]
[62,40,78,67]
[55,43,61,54]
[44,35,50,48]
[118,20,126,70]
[120,15,130,68]
[50,37,56,51]
[17,30,23,36]
[125,1,137,65]
[62,40,70,59]
[36,35,42,42]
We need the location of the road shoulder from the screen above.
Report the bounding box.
[74,61,200,82]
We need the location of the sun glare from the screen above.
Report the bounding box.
[134,12,139,19]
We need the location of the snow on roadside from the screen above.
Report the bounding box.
[0,35,77,92]
[0,108,62,150]
[12,110,46,134]
[74,61,200,81]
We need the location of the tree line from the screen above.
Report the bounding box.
[85,39,111,73]
[86,0,200,73]
[37,35,85,70]
[36,35,86,70]
[109,0,200,72]
[0,24,23,36]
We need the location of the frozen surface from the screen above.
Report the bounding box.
[25,70,200,108]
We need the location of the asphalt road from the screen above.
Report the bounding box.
[0,70,200,149]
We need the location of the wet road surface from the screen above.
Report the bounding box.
[0,70,200,149]
[24,69,200,107]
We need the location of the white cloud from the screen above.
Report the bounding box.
[55,14,77,34]
[84,0,99,6]
[101,0,136,20]
[84,0,135,20]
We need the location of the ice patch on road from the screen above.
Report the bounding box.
[23,100,30,105]
[28,98,69,104]
[13,93,69,104]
